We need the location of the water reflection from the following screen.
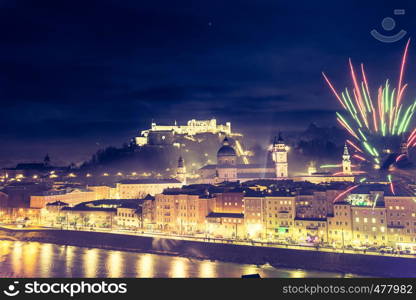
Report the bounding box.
[84,249,98,278]
[169,258,188,278]
[40,243,53,277]
[23,242,38,277]
[64,246,74,277]
[107,251,123,278]
[136,254,154,278]
[289,269,307,278]
[11,241,22,275]
[199,260,216,278]
[0,240,359,278]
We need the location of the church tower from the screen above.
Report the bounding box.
[272,133,288,178]
[44,154,50,167]
[176,156,187,184]
[342,144,352,174]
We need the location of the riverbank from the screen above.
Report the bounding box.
[0,227,414,277]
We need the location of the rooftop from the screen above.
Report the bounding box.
[206,212,244,219]
[118,178,181,185]
[295,217,327,222]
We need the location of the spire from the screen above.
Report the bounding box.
[178,156,184,168]
[277,131,284,142]
[343,143,349,156]
[273,132,284,147]
[342,143,352,175]
[44,154,50,166]
[222,136,230,146]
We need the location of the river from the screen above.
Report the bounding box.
[0,240,360,278]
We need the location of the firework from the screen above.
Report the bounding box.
[388,174,395,195]
[395,153,406,163]
[323,39,416,167]
[333,184,359,203]
[320,164,342,168]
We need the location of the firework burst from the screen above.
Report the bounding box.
[322,39,416,171]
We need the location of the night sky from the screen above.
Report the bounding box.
[1,0,416,166]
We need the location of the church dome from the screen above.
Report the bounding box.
[217,137,236,157]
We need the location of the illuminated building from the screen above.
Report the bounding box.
[61,206,116,229]
[135,118,232,146]
[327,184,416,249]
[263,194,295,240]
[213,191,244,213]
[271,134,288,178]
[205,212,244,239]
[205,190,245,238]
[142,194,156,230]
[116,204,142,229]
[0,207,41,225]
[351,205,387,247]
[198,136,287,183]
[216,137,238,182]
[243,196,264,239]
[30,188,96,208]
[41,201,69,227]
[87,184,119,200]
[292,173,355,184]
[242,189,295,240]
[292,146,355,184]
[46,199,142,229]
[295,190,341,220]
[342,144,352,175]
[154,190,215,234]
[293,217,328,243]
[384,194,416,249]
[327,202,353,248]
[116,178,182,199]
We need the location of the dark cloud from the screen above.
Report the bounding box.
[1,0,416,165]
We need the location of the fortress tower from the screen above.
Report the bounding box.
[342,144,352,175]
[271,133,288,178]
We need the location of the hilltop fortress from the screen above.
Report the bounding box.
[135,118,234,146]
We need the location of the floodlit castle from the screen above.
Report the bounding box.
[135,118,232,146]
[197,135,289,184]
